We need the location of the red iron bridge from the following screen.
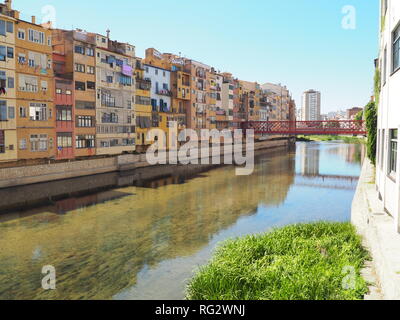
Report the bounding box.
[242,120,367,136]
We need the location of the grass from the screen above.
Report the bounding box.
[187,222,369,300]
[297,135,366,144]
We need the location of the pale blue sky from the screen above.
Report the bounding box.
[13,0,379,113]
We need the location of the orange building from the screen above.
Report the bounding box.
[15,16,54,160]
[53,51,75,160]
[52,29,97,158]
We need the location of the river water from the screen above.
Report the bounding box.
[0,142,364,300]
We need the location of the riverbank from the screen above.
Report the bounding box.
[187,222,369,300]
[0,139,291,189]
[352,159,400,300]
[297,135,366,144]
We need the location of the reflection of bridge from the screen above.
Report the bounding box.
[243,120,366,135]
[295,173,359,190]
[296,173,359,182]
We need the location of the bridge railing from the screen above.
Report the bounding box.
[242,120,367,135]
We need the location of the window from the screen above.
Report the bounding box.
[29,103,47,121]
[19,138,26,150]
[74,46,85,55]
[389,129,398,178]
[102,112,118,123]
[87,66,95,74]
[17,29,25,40]
[19,106,26,118]
[7,106,14,119]
[41,80,48,92]
[106,76,113,83]
[393,24,400,72]
[18,54,26,64]
[87,81,95,90]
[76,135,95,149]
[47,36,52,46]
[65,90,72,95]
[0,46,6,61]
[75,63,85,73]
[6,21,13,33]
[57,133,72,148]
[19,74,38,92]
[86,48,94,56]
[56,106,72,121]
[101,91,116,107]
[0,20,5,36]
[7,47,13,59]
[7,77,14,89]
[30,134,48,152]
[56,88,62,94]
[75,81,86,91]
[28,29,45,44]
[0,130,4,153]
[0,100,7,121]
[77,115,94,127]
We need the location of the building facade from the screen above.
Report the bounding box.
[15,16,54,160]
[0,2,16,162]
[301,89,321,121]
[52,29,97,158]
[376,0,400,232]
[95,34,136,155]
[134,57,152,152]
[53,51,74,160]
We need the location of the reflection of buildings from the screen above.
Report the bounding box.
[298,143,320,176]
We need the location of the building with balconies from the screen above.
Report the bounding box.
[0,1,17,162]
[15,14,54,160]
[53,51,74,160]
[52,29,97,158]
[134,57,152,152]
[94,32,136,155]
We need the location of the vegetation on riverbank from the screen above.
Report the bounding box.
[187,222,369,300]
[296,135,366,144]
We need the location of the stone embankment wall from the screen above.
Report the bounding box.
[0,139,290,189]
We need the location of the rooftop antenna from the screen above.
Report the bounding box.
[106,29,110,39]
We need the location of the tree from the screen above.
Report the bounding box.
[365,101,377,165]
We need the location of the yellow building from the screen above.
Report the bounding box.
[15,16,54,160]
[0,3,17,162]
[134,57,152,152]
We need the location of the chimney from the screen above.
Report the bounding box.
[31,16,36,24]
[5,0,12,10]
[106,29,110,39]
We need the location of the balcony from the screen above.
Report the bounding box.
[156,89,172,97]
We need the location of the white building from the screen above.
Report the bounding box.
[144,64,171,126]
[301,89,321,121]
[376,0,400,232]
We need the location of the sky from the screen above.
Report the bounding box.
[13,0,379,114]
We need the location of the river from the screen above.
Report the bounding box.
[0,141,364,300]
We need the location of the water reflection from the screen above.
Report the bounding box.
[0,142,363,300]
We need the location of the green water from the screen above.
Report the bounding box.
[0,142,363,300]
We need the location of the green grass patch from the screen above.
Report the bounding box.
[187,222,369,300]
[297,135,366,144]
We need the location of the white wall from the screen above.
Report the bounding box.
[145,64,171,111]
[376,0,400,232]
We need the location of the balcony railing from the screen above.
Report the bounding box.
[156,89,172,97]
